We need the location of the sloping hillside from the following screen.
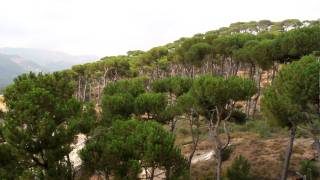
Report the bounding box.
[180,130,317,180]
[0,53,42,89]
[0,48,98,89]
[0,48,98,71]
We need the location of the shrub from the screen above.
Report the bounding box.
[179,128,189,136]
[80,120,188,179]
[299,160,319,180]
[221,146,234,162]
[134,92,167,120]
[226,155,252,180]
[230,120,280,138]
[229,110,248,125]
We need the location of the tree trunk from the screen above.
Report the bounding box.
[192,65,195,79]
[144,167,149,179]
[281,126,296,180]
[215,148,222,180]
[83,80,87,101]
[208,107,233,180]
[165,166,171,179]
[271,63,277,82]
[97,83,101,104]
[252,69,262,118]
[234,62,239,76]
[89,83,92,101]
[211,57,215,76]
[212,124,225,180]
[150,167,155,180]
[103,169,110,180]
[103,68,108,87]
[212,119,222,180]
[66,154,74,180]
[187,112,200,175]
[245,99,251,117]
[220,57,225,76]
[170,118,177,133]
[312,135,320,162]
[77,77,81,100]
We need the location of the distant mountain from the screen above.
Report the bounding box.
[0,53,41,89]
[0,48,98,72]
[0,48,98,89]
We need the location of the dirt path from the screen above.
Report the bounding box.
[70,134,86,168]
[191,150,215,164]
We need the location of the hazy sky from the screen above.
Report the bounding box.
[0,0,319,57]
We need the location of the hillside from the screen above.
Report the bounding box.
[0,48,98,71]
[0,19,319,180]
[0,53,42,89]
[0,48,98,89]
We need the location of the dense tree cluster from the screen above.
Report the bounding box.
[80,120,187,179]
[262,55,320,180]
[0,72,95,179]
[67,19,319,119]
[0,19,319,179]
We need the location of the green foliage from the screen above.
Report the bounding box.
[80,120,187,179]
[233,40,259,64]
[102,56,132,78]
[151,76,193,97]
[221,146,234,162]
[101,93,135,123]
[186,42,212,67]
[149,46,169,60]
[134,46,170,75]
[261,55,320,128]
[101,77,147,125]
[176,92,197,113]
[190,75,257,120]
[69,102,96,135]
[157,104,180,124]
[0,143,23,179]
[229,109,248,125]
[252,39,275,70]
[2,72,95,179]
[1,19,320,180]
[103,77,146,97]
[230,120,278,138]
[277,26,320,60]
[134,92,167,119]
[299,160,320,179]
[226,155,252,180]
[212,33,256,57]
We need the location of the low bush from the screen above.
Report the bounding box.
[226,155,252,180]
[230,119,283,138]
[179,127,190,136]
[299,160,319,180]
[221,145,234,162]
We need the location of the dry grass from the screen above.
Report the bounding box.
[182,131,317,180]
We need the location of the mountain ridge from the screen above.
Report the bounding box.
[0,48,98,89]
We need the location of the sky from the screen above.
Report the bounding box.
[0,0,319,57]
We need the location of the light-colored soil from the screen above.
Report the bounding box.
[0,95,7,112]
[70,134,87,168]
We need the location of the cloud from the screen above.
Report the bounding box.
[0,0,319,57]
